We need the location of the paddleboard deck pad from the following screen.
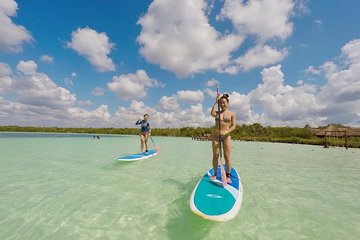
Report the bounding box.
[117,149,157,161]
[190,165,243,221]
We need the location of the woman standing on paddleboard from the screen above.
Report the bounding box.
[210,93,237,183]
[135,114,151,153]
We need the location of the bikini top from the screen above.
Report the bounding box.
[215,112,232,123]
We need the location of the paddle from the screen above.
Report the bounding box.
[217,84,227,187]
[149,135,160,153]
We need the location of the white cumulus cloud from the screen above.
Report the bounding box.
[205,78,219,87]
[67,105,110,127]
[15,61,76,109]
[108,70,164,100]
[158,96,180,112]
[246,65,324,126]
[318,39,360,105]
[0,0,33,53]
[228,91,257,123]
[67,27,115,72]
[220,0,294,41]
[137,0,301,77]
[16,60,37,75]
[137,0,243,77]
[0,60,112,127]
[176,90,204,104]
[40,54,54,63]
[0,62,13,93]
[91,87,106,96]
[235,45,288,71]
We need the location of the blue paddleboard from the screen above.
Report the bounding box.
[190,165,243,221]
[117,149,157,161]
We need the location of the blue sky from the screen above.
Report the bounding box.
[0,0,359,128]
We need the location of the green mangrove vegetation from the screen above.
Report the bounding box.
[1,123,359,148]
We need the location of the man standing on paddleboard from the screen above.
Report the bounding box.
[210,93,237,183]
[135,114,151,154]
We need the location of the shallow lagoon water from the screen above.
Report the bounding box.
[0,133,359,239]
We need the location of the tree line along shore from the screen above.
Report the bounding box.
[1,124,359,148]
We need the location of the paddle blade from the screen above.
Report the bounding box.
[155,145,160,154]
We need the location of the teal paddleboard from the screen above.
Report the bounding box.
[117,149,157,161]
[190,165,243,221]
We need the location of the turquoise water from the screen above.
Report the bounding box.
[0,133,359,240]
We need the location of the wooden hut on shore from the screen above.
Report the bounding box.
[192,133,212,141]
[314,124,360,148]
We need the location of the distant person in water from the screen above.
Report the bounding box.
[210,93,237,183]
[135,114,151,153]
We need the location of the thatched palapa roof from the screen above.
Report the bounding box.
[315,125,360,137]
